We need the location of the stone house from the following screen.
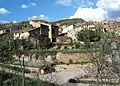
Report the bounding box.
[58,25,84,41]
[29,20,59,42]
[0,29,6,35]
[13,20,59,45]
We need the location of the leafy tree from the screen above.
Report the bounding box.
[39,36,52,49]
[13,38,30,86]
[76,29,101,47]
[13,38,30,56]
[0,33,15,63]
[0,33,30,63]
[76,29,101,42]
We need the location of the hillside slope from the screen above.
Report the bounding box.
[0,18,85,30]
[52,18,85,26]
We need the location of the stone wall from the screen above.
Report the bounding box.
[14,52,91,64]
[56,52,91,63]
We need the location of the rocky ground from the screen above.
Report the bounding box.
[38,66,94,85]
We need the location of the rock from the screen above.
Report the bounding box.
[45,55,53,63]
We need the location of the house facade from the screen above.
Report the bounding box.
[0,29,6,35]
[14,32,30,40]
[13,20,59,45]
[29,20,58,42]
[60,25,84,41]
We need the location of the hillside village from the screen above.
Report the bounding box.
[0,18,120,86]
[1,18,120,42]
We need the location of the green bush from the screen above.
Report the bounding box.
[76,29,101,48]
[64,46,68,49]
[69,59,73,64]
[74,43,80,49]
[59,61,64,64]
[0,71,57,86]
[39,36,52,49]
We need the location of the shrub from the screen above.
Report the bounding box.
[75,43,80,49]
[64,46,68,49]
[69,59,73,64]
[59,61,64,64]
[35,52,39,60]
[76,29,101,47]
[39,36,52,49]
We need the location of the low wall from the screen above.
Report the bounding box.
[14,52,92,64]
[56,52,91,64]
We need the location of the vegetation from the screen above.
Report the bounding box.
[0,71,56,86]
[53,18,85,26]
[38,36,52,49]
[0,21,32,31]
[0,33,15,63]
[76,28,120,85]
[14,38,30,56]
[76,29,101,42]
[0,33,57,86]
[76,29,101,47]
[1,18,120,86]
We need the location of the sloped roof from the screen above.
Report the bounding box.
[14,27,39,33]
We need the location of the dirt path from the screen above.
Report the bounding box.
[38,68,89,85]
[0,63,92,85]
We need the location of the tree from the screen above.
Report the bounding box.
[76,29,101,47]
[39,36,52,49]
[76,29,101,42]
[13,38,30,86]
[0,33,15,63]
[76,28,120,85]
[13,38,30,56]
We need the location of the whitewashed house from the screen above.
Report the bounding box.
[0,29,6,35]
[14,31,30,40]
[62,25,84,41]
